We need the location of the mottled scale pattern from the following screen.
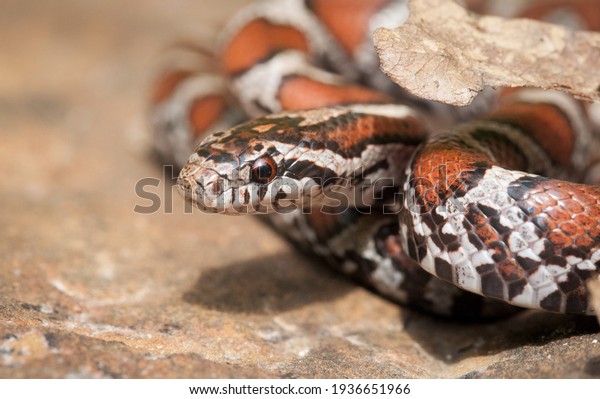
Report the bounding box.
[402,130,600,314]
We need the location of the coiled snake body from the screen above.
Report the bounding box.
[152,0,600,316]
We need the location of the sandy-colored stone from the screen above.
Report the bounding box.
[0,0,599,378]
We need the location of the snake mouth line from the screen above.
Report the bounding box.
[175,175,470,217]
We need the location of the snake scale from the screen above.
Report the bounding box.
[152,0,600,317]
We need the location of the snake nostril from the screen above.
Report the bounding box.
[176,176,199,203]
[204,177,224,197]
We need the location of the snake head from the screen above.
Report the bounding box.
[178,142,292,214]
[178,105,422,214]
[177,113,322,214]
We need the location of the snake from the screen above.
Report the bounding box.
[151,0,600,317]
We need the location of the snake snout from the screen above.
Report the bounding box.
[177,163,229,211]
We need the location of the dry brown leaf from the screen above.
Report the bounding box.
[374,0,600,106]
[589,280,600,323]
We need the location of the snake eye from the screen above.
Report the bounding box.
[251,156,277,184]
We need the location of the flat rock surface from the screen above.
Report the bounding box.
[1,0,599,378]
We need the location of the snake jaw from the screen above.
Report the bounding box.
[178,157,312,214]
